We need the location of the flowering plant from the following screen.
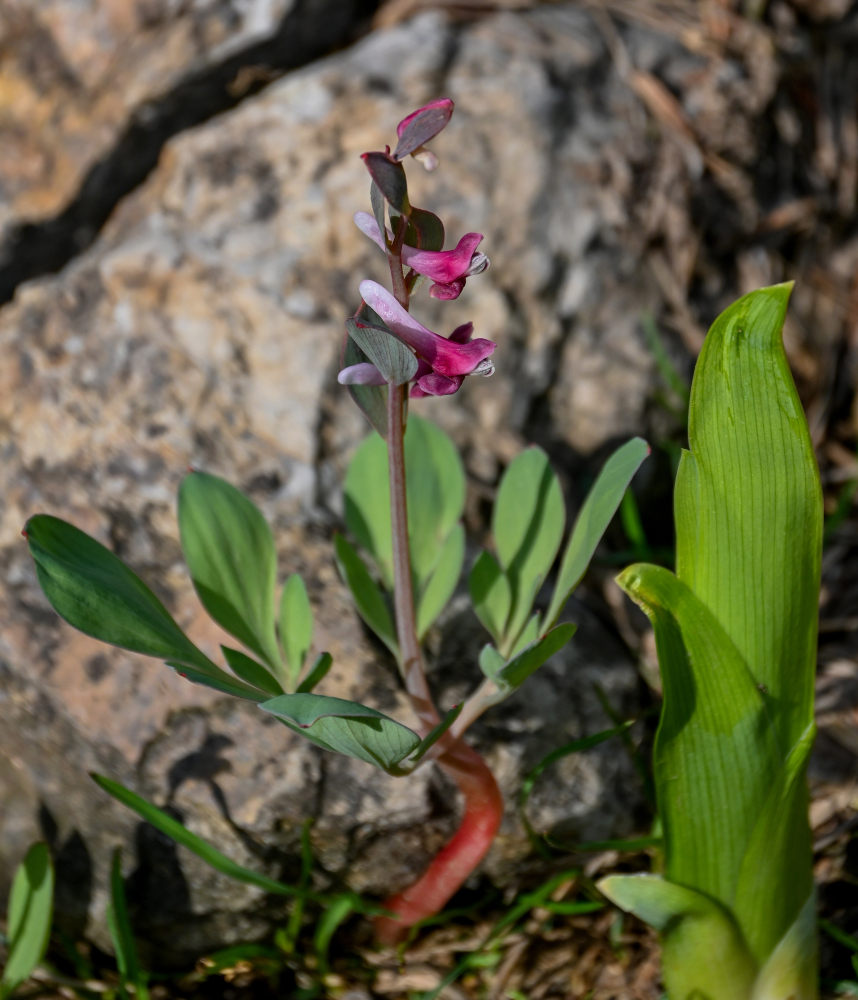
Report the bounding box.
[24,100,646,943]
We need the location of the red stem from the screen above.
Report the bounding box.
[375,739,504,946]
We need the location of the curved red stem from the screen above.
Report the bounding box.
[375,738,504,945]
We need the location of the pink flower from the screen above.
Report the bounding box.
[338,281,495,398]
[354,212,489,301]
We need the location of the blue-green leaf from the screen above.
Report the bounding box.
[1,843,54,1000]
[279,574,313,689]
[333,534,398,657]
[469,551,512,644]
[221,646,283,697]
[497,623,576,690]
[416,523,464,639]
[260,693,420,774]
[544,437,649,628]
[492,448,564,648]
[178,472,281,670]
[25,516,250,696]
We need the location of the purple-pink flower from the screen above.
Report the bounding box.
[354,212,488,301]
[338,281,495,398]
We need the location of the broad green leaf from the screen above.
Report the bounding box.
[279,574,313,688]
[404,417,466,584]
[598,875,757,1000]
[25,515,231,683]
[91,773,300,897]
[617,564,781,916]
[259,693,420,774]
[106,850,149,1000]
[333,534,398,657]
[345,317,418,386]
[221,646,283,697]
[416,523,464,639]
[344,431,393,585]
[468,551,512,644]
[492,448,564,646]
[179,472,282,670]
[751,891,818,1000]
[674,283,821,752]
[296,652,333,693]
[1,843,54,1000]
[344,417,465,590]
[544,437,650,628]
[497,623,576,690]
[734,723,816,963]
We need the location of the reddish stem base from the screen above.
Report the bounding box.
[374,739,504,946]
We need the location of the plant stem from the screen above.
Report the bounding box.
[378,241,504,945]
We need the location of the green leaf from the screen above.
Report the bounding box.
[344,416,465,590]
[469,551,512,644]
[296,652,333,693]
[497,623,576,690]
[617,564,782,942]
[750,891,817,1000]
[674,283,821,753]
[598,875,758,1000]
[346,317,418,386]
[416,523,464,639]
[544,437,649,628]
[259,693,420,774]
[407,704,463,764]
[1,843,54,1000]
[478,643,506,681]
[279,574,313,688]
[370,180,387,242]
[343,331,387,437]
[179,471,282,670]
[91,774,300,897]
[344,431,393,586]
[221,646,283,697]
[492,447,564,648]
[508,612,541,658]
[25,516,236,685]
[333,534,398,657]
[106,850,149,1000]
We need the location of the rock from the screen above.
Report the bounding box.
[2,0,854,963]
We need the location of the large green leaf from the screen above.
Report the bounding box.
[179,471,282,671]
[492,447,564,649]
[416,523,464,639]
[674,283,821,752]
[544,437,649,628]
[1,843,54,1000]
[25,516,255,697]
[617,565,781,919]
[598,875,758,1000]
[343,416,465,591]
[260,693,420,774]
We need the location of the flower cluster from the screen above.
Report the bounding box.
[338,99,495,401]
